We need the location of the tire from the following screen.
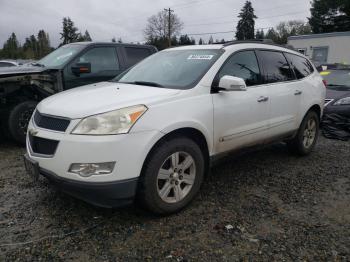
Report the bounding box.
[8,101,37,145]
[138,137,205,215]
[287,110,320,156]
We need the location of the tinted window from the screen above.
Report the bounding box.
[77,47,119,73]
[285,53,314,79]
[125,47,151,66]
[218,51,261,86]
[258,51,294,83]
[0,62,15,67]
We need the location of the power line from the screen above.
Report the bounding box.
[185,11,309,27]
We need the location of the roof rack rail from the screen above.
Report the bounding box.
[221,39,295,51]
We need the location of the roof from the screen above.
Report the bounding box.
[68,41,156,49]
[165,41,301,56]
[288,31,350,40]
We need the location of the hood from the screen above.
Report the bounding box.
[37,82,181,119]
[0,64,47,76]
[326,86,350,100]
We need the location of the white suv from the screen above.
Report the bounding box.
[25,42,325,214]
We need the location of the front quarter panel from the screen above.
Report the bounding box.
[131,89,214,154]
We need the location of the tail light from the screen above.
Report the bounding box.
[322,79,327,87]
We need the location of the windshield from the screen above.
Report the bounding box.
[321,70,350,88]
[113,49,223,89]
[38,44,85,67]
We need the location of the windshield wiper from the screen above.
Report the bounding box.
[122,81,164,88]
[30,62,45,67]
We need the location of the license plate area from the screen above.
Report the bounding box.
[24,154,39,182]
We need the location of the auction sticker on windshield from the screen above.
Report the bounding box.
[187,54,214,60]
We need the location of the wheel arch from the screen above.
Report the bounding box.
[140,127,211,180]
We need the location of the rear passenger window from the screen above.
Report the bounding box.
[258,51,294,83]
[218,51,261,86]
[285,53,314,79]
[125,47,151,66]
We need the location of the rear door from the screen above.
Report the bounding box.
[256,50,300,138]
[64,46,122,89]
[212,50,270,153]
[121,46,153,68]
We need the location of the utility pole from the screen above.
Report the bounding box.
[164,8,174,47]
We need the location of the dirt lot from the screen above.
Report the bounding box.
[0,136,349,261]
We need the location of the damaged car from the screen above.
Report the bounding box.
[322,69,350,140]
[0,42,157,144]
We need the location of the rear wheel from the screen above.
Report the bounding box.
[287,110,319,155]
[138,137,205,215]
[8,101,37,145]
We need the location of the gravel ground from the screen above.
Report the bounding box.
[0,135,349,261]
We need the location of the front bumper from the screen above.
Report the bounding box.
[39,166,138,208]
[324,105,350,117]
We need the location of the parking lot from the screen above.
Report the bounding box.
[0,135,349,261]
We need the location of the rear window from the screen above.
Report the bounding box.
[285,53,314,79]
[257,51,294,84]
[125,47,151,66]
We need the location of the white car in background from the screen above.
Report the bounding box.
[24,42,325,214]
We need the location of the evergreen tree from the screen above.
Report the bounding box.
[60,17,79,45]
[2,32,20,59]
[265,28,279,43]
[255,29,265,40]
[117,37,123,43]
[37,30,51,58]
[208,35,214,44]
[178,34,195,45]
[235,1,257,40]
[198,38,204,45]
[111,37,116,42]
[309,0,350,33]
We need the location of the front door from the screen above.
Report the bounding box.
[64,46,122,89]
[212,50,270,153]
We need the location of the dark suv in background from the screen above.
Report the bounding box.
[0,42,157,144]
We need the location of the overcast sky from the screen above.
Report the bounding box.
[0,0,312,47]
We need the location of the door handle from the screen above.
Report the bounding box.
[294,90,302,95]
[257,96,269,102]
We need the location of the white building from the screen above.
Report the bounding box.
[287,31,350,65]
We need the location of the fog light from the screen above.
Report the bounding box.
[69,162,115,177]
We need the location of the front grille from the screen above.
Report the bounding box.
[34,111,70,132]
[29,135,59,156]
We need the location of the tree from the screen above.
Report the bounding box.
[179,34,195,45]
[208,35,214,44]
[198,38,204,45]
[2,33,20,59]
[60,17,79,45]
[309,0,350,33]
[144,10,183,48]
[235,1,257,40]
[255,29,265,40]
[37,30,51,58]
[265,28,279,43]
[111,37,116,42]
[275,20,311,44]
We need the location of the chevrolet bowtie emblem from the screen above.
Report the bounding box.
[28,128,38,136]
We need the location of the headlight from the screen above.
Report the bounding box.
[72,105,147,135]
[334,97,350,106]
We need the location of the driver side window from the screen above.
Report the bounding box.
[76,47,119,74]
[218,51,261,86]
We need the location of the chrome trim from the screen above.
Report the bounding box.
[324,99,334,107]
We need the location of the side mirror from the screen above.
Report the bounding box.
[218,75,247,91]
[71,62,91,76]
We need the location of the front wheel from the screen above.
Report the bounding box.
[138,137,205,215]
[8,101,37,145]
[287,110,319,156]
